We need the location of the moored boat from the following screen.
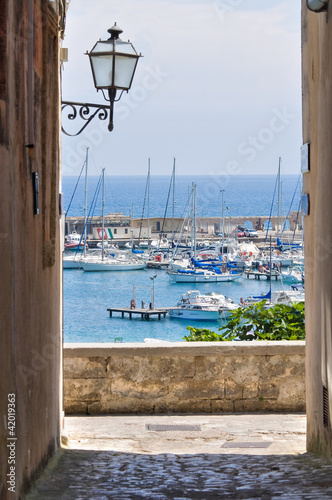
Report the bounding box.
[168,290,239,320]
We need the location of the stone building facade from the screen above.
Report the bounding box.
[0,1,65,497]
[302,0,332,456]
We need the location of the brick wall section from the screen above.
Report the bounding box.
[64,342,306,415]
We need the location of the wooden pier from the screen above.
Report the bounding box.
[107,307,169,320]
[245,270,280,281]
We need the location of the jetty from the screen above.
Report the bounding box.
[107,307,169,320]
[245,270,280,281]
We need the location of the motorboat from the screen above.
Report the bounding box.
[168,290,239,320]
[280,266,304,284]
[64,231,87,251]
[242,287,305,307]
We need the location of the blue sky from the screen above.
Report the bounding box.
[61,1,302,177]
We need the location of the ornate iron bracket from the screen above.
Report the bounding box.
[61,101,111,136]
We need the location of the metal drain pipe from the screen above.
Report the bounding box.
[307,0,330,12]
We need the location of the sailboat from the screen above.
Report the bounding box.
[63,148,90,269]
[167,184,242,283]
[81,169,146,272]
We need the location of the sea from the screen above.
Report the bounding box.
[63,174,302,344]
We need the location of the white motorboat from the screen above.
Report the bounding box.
[280,266,304,284]
[168,290,239,321]
[242,287,305,307]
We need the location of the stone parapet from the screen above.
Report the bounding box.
[64,342,306,415]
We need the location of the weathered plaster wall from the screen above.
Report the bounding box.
[0,1,64,498]
[64,342,305,415]
[302,1,332,457]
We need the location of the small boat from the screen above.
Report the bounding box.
[168,290,239,321]
[242,287,305,307]
[64,231,87,251]
[280,266,304,284]
[168,267,242,283]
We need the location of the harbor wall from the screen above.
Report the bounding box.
[65,212,302,241]
[63,342,305,415]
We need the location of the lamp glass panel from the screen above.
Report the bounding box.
[90,54,114,88]
[91,41,113,53]
[114,56,137,89]
[114,40,137,55]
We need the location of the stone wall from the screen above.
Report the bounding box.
[0,1,65,498]
[302,0,332,457]
[64,342,305,415]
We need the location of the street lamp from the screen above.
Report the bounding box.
[307,0,330,12]
[149,275,157,309]
[62,23,142,136]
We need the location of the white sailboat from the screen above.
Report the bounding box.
[63,148,90,269]
[167,184,242,283]
[81,169,146,272]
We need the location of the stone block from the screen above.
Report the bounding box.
[259,382,279,399]
[234,399,280,412]
[107,356,171,383]
[165,399,212,414]
[110,379,168,400]
[169,356,196,378]
[211,399,235,413]
[64,378,108,403]
[243,383,259,399]
[64,401,88,415]
[224,379,243,400]
[64,357,107,379]
[168,379,224,400]
[194,356,223,379]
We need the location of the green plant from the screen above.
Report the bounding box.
[182,301,305,342]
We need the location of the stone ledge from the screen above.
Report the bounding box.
[64,341,305,358]
[63,342,306,415]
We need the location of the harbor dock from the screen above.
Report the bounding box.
[245,270,280,280]
[107,307,169,320]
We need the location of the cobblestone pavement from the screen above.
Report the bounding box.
[26,414,332,499]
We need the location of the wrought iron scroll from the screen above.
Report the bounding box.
[61,101,109,136]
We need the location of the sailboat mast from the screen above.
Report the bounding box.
[220,189,225,258]
[84,147,89,257]
[147,158,150,251]
[172,157,175,244]
[101,168,105,261]
[193,183,197,260]
[277,157,281,238]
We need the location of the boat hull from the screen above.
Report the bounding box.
[168,272,242,283]
[168,308,220,320]
[82,262,146,271]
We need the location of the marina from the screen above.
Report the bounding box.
[62,173,304,343]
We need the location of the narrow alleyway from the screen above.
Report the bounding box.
[26,414,332,499]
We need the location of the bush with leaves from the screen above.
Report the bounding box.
[183,301,305,342]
